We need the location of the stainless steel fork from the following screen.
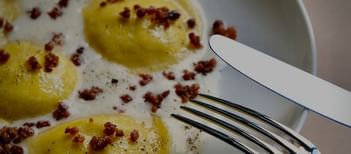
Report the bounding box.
[171,93,320,154]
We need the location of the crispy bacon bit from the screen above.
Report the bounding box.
[143,90,170,112]
[36,121,51,128]
[89,136,112,151]
[167,10,181,21]
[72,134,85,144]
[194,58,217,75]
[120,7,131,19]
[44,53,59,72]
[23,122,35,127]
[115,129,124,137]
[0,49,10,64]
[0,17,3,28]
[182,70,196,81]
[0,144,24,154]
[120,94,133,104]
[139,74,153,86]
[129,85,136,91]
[79,86,103,101]
[162,71,175,80]
[187,19,196,29]
[174,83,200,103]
[70,53,81,66]
[104,122,117,136]
[3,22,13,34]
[58,0,69,8]
[129,129,139,142]
[48,7,63,20]
[212,20,237,40]
[27,7,42,20]
[26,56,42,72]
[100,2,107,7]
[136,8,146,18]
[53,103,70,120]
[188,32,202,49]
[65,127,79,136]
[76,47,84,54]
[51,33,64,45]
[16,126,34,143]
[44,42,55,51]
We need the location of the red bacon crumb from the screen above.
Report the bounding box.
[23,122,35,127]
[129,85,136,91]
[72,134,85,144]
[44,53,59,72]
[115,129,124,137]
[129,129,139,142]
[188,32,202,49]
[3,22,13,34]
[182,70,196,81]
[36,121,51,128]
[120,7,131,19]
[58,0,69,8]
[136,8,146,18]
[143,90,170,112]
[26,56,42,72]
[103,122,117,136]
[100,2,107,7]
[70,53,81,66]
[53,103,70,120]
[212,20,237,40]
[120,94,133,104]
[48,7,63,20]
[27,7,42,20]
[0,49,10,64]
[167,10,181,21]
[174,83,200,103]
[15,126,35,143]
[194,58,217,75]
[44,42,55,51]
[0,17,3,28]
[187,19,196,29]
[51,33,64,45]
[162,71,175,80]
[76,47,84,54]
[65,127,79,136]
[0,144,24,154]
[89,136,112,151]
[139,74,153,86]
[79,86,103,101]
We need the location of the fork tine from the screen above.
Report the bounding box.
[198,93,316,152]
[191,99,296,154]
[180,106,276,154]
[171,114,255,154]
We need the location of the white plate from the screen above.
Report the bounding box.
[197,0,316,153]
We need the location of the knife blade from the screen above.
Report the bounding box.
[209,35,351,128]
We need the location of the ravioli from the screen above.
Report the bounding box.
[0,42,78,120]
[26,115,170,154]
[83,0,201,71]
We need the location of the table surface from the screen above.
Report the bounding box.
[301,0,351,153]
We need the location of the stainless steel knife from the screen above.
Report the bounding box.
[209,35,351,128]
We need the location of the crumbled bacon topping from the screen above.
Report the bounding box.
[129,129,139,142]
[187,19,196,29]
[162,71,175,80]
[129,85,136,91]
[58,0,69,8]
[44,53,59,72]
[44,33,64,51]
[3,22,13,34]
[174,83,200,103]
[0,144,24,154]
[182,70,196,81]
[89,136,112,151]
[143,90,170,112]
[72,134,85,144]
[120,94,133,104]
[71,47,84,66]
[48,7,63,20]
[194,58,217,75]
[26,56,42,72]
[188,32,202,49]
[23,122,35,127]
[100,2,107,7]
[27,7,42,20]
[44,42,55,51]
[53,103,70,120]
[79,86,103,101]
[212,20,237,40]
[36,121,51,128]
[115,129,124,137]
[120,7,131,19]
[139,74,153,86]
[65,127,79,136]
[103,122,117,136]
[0,49,10,64]
[0,126,34,150]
